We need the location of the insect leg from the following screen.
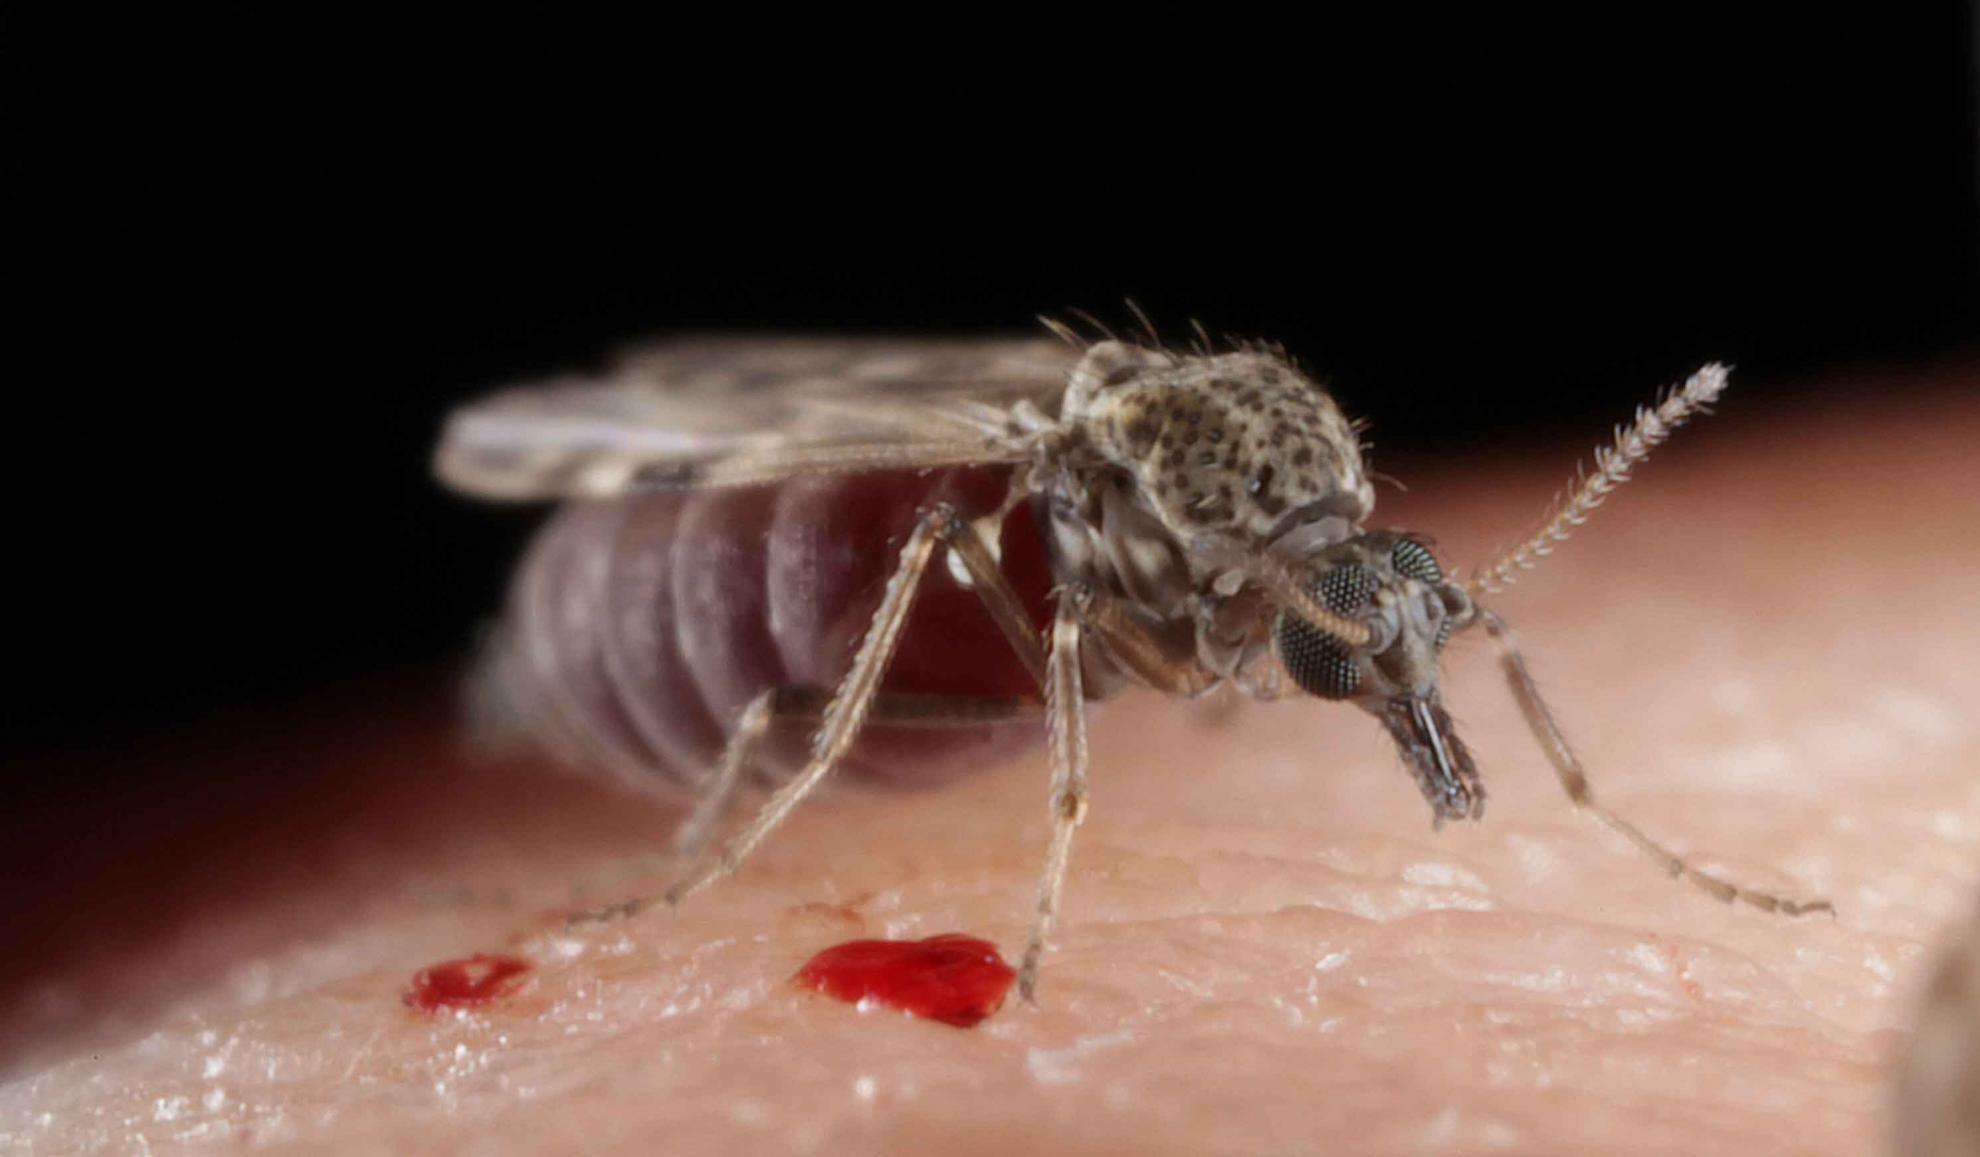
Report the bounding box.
[769,686,1042,726]
[1008,586,1226,998]
[657,504,977,909]
[1017,587,1092,1002]
[1076,587,1217,697]
[937,509,1050,688]
[567,690,1044,926]
[673,685,1041,862]
[672,690,775,862]
[1480,608,1833,916]
[689,687,1044,857]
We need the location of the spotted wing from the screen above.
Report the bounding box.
[435,336,1078,501]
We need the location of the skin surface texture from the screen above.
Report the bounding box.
[4,363,1978,1155]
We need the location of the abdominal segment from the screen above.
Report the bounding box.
[477,466,1057,793]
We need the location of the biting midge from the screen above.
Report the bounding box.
[437,326,1832,1001]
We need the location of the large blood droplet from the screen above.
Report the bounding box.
[793,934,1016,1028]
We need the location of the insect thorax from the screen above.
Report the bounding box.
[1061,341,1375,547]
[1035,341,1378,697]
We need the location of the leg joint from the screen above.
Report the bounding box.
[922,502,967,537]
[1053,787,1087,823]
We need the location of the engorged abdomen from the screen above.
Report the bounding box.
[476,466,1058,794]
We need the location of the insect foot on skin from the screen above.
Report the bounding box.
[435,322,1833,1001]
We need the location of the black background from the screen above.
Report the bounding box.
[10,7,1977,794]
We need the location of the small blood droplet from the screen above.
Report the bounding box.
[793,934,1016,1027]
[404,953,533,1012]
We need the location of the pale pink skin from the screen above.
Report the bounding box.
[6,364,1979,1155]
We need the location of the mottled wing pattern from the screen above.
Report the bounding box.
[435,337,1077,501]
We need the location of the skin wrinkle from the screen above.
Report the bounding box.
[2,366,1978,1155]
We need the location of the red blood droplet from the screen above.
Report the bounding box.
[793,934,1016,1028]
[403,953,533,1012]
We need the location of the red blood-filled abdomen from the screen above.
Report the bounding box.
[479,466,1055,791]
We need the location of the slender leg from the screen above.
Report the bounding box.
[565,689,1042,924]
[568,692,776,910]
[570,502,1208,999]
[939,508,1050,689]
[672,690,775,862]
[1480,608,1832,916]
[1017,587,1093,1002]
[769,686,1042,727]
[575,503,1052,927]
[674,685,1041,859]
[673,684,1042,862]
[1076,586,1215,697]
[656,504,960,912]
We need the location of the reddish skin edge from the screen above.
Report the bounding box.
[792,934,1017,1028]
[403,953,534,1013]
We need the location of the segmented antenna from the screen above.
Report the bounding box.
[1466,363,1730,594]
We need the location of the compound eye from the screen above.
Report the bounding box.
[1389,539,1456,649]
[1277,615,1360,698]
[1391,537,1443,584]
[1276,563,1378,700]
[1315,562,1380,615]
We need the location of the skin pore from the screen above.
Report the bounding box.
[4,363,1978,1155]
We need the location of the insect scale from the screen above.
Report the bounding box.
[434,321,1830,999]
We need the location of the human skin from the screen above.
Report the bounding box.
[5,363,1978,1155]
